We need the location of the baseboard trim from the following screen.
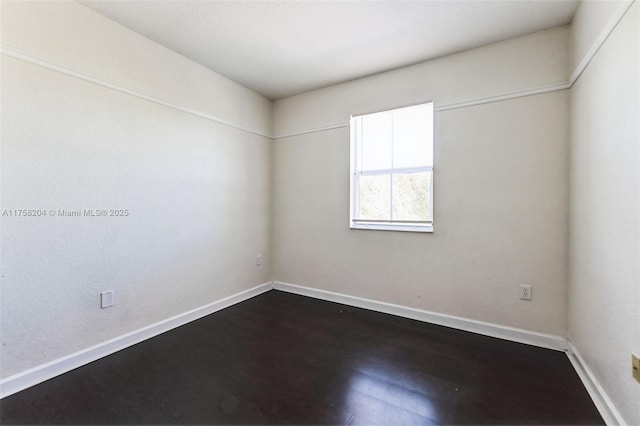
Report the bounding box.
[566,342,627,426]
[272,282,624,423]
[4,279,621,426]
[272,281,568,351]
[0,282,272,399]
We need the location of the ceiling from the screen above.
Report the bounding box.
[79,0,580,100]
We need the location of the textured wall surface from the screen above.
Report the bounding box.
[568,2,640,424]
[1,2,272,379]
[272,28,570,336]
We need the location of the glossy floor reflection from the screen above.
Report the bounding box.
[1,290,603,425]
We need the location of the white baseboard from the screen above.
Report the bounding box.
[0,282,272,399]
[272,281,568,351]
[3,279,621,426]
[566,342,627,426]
[272,281,628,423]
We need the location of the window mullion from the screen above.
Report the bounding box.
[354,118,361,220]
[390,112,394,221]
[359,118,362,220]
[389,173,394,221]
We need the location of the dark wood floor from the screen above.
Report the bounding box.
[1,290,603,425]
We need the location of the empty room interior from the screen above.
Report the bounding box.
[1,0,639,424]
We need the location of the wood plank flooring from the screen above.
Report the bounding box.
[0,290,603,424]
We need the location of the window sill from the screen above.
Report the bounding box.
[350,223,433,233]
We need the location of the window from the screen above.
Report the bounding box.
[350,102,434,232]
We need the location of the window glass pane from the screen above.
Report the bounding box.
[358,174,391,220]
[392,103,433,168]
[361,111,392,171]
[392,171,432,222]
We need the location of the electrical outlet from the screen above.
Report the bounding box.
[519,284,532,301]
[100,290,114,309]
[256,254,262,266]
[633,353,639,383]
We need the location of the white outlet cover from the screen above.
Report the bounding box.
[519,285,532,301]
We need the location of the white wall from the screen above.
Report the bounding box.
[3,2,638,422]
[0,1,272,379]
[569,1,640,424]
[272,27,571,336]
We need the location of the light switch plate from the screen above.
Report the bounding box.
[101,290,114,309]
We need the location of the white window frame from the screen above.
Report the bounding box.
[349,103,434,233]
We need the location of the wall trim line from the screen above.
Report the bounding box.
[566,342,627,426]
[272,281,568,351]
[273,81,570,139]
[5,0,632,143]
[568,0,636,87]
[0,45,272,139]
[435,81,570,112]
[0,281,272,399]
[273,0,635,140]
[275,122,350,139]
